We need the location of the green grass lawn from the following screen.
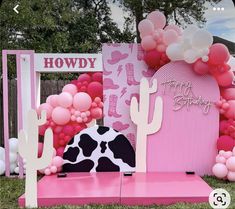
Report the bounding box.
[0,176,234,209]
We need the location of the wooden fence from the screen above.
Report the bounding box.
[0,79,71,146]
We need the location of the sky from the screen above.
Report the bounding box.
[109,0,235,42]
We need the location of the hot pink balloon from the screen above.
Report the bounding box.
[208,43,230,65]
[212,163,228,178]
[56,147,65,157]
[147,11,166,29]
[165,24,182,35]
[215,70,234,87]
[52,156,64,167]
[52,107,71,125]
[224,100,235,120]
[73,92,92,111]
[58,92,73,108]
[193,59,210,75]
[62,84,77,96]
[63,125,74,136]
[91,107,102,119]
[221,88,235,100]
[38,103,53,119]
[141,35,156,51]
[138,19,154,37]
[49,95,59,107]
[162,29,179,45]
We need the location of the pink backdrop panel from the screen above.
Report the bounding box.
[148,61,220,175]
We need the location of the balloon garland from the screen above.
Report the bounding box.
[37,72,103,166]
[139,11,235,181]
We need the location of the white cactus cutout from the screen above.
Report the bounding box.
[130,78,163,172]
[18,109,54,208]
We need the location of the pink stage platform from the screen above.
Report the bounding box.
[18,172,212,207]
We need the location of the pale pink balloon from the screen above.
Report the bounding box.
[51,107,71,125]
[233,147,235,156]
[73,92,92,111]
[193,59,210,75]
[44,168,51,176]
[216,155,226,164]
[38,103,53,119]
[141,35,156,51]
[226,156,235,171]
[227,171,235,181]
[156,44,167,52]
[52,156,64,167]
[138,19,154,37]
[224,100,235,120]
[162,29,179,45]
[46,95,53,104]
[222,151,233,159]
[62,84,77,96]
[147,11,166,29]
[58,92,73,108]
[215,70,234,87]
[49,95,59,107]
[50,166,57,174]
[221,88,235,100]
[212,163,228,178]
[165,24,182,35]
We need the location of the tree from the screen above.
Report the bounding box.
[117,0,221,42]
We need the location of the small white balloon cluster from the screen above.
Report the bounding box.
[166,25,213,64]
[0,138,23,175]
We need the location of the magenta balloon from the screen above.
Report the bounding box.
[162,29,179,45]
[63,125,74,136]
[38,103,53,119]
[221,88,235,100]
[165,24,182,35]
[141,35,156,51]
[62,84,77,96]
[147,11,166,29]
[52,107,71,125]
[58,92,73,108]
[212,163,228,178]
[215,70,234,87]
[73,92,92,111]
[224,100,235,120]
[209,43,230,65]
[193,59,210,75]
[138,19,154,37]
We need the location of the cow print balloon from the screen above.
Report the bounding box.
[63,125,135,172]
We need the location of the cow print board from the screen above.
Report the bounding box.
[63,125,135,172]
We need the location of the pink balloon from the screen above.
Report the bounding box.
[38,103,53,119]
[212,163,228,178]
[63,125,74,136]
[141,35,156,51]
[222,151,233,159]
[52,107,71,125]
[49,95,59,107]
[73,92,92,111]
[226,156,235,171]
[138,19,154,37]
[44,168,51,176]
[156,44,167,52]
[50,166,57,174]
[215,70,234,87]
[46,95,53,104]
[52,156,63,167]
[91,107,102,119]
[224,100,235,120]
[193,59,210,75]
[58,92,73,108]
[62,84,77,96]
[147,11,166,29]
[162,29,179,45]
[208,43,230,65]
[227,171,235,181]
[216,155,226,164]
[221,88,235,100]
[165,24,182,35]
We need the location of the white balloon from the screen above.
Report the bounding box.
[184,49,199,63]
[10,163,17,173]
[183,25,198,39]
[9,138,18,153]
[166,43,184,61]
[9,152,17,163]
[14,166,19,174]
[0,147,5,161]
[0,160,5,175]
[192,29,213,49]
[181,38,192,50]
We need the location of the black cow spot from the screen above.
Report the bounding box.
[63,147,80,162]
[79,134,98,157]
[108,135,135,167]
[97,126,110,135]
[96,157,120,172]
[63,160,94,172]
[67,137,74,145]
[100,141,107,153]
